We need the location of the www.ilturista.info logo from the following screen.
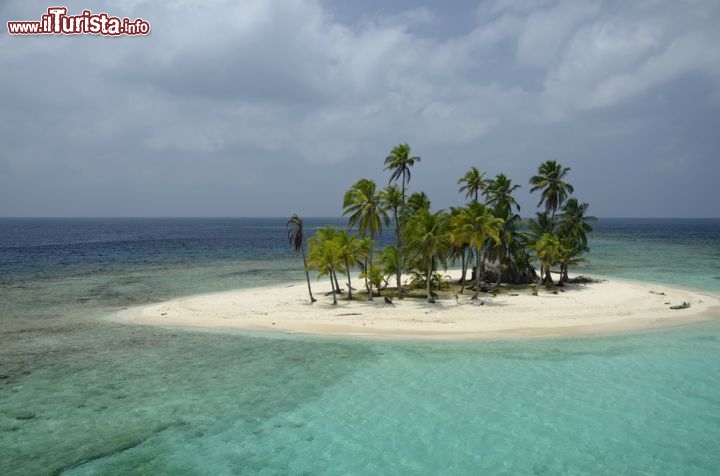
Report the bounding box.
[7,7,151,36]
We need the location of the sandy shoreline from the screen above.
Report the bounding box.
[114,271,720,340]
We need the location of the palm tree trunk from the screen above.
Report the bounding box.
[345,257,352,299]
[479,244,487,284]
[368,233,374,301]
[533,275,542,296]
[460,249,467,294]
[300,246,316,303]
[472,245,481,300]
[394,207,402,299]
[427,262,434,303]
[399,179,406,299]
[329,273,337,304]
[362,259,369,294]
[333,269,341,293]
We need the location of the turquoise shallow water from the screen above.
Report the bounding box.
[1,218,719,474]
[3,325,720,475]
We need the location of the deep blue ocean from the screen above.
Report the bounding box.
[1,218,719,475]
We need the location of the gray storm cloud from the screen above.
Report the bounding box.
[1,0,719,217]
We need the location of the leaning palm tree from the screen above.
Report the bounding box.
[343,179,390,300]
[308,231,346,305]
[286,214,316,303]
[380,184,404,296]
[529,160,574,218]
[450,202,503,300]
[458,167,486,203]
[404,208,450,303]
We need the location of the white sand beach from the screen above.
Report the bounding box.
[115,271,720,340]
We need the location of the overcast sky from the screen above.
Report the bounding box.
[1,0,719,218]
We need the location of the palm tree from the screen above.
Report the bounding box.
[343,179,389,301]
[385,142,421,196]
[526,211,556,283]
[527,211,555,240]
[334,230,361,299]
[379,245,400,286]
[380,184,404,297]
[384,143,421,214]
[355,236,372,294]
[450,202,503,300]
[406,191,431,214]
[484,174,521,214]
[404,209,450,303]
[556,199,596,281]
[557,199,596,249]
[384,144,420,298]
[447,206,472,293]
[308,231,346,305]
[483,175,523,286]
[485,205,524,286]
[313,227,342,293]
[557,236,585,285]
[458,167,486,203]
[529,160,574,218]
[507,245,535,285]
[286,214,317,303]
[532,232,562,295]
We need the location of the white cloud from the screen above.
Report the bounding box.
[583,30,720,109]
[531,1,720,119]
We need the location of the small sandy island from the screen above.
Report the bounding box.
[115,272,720,340]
